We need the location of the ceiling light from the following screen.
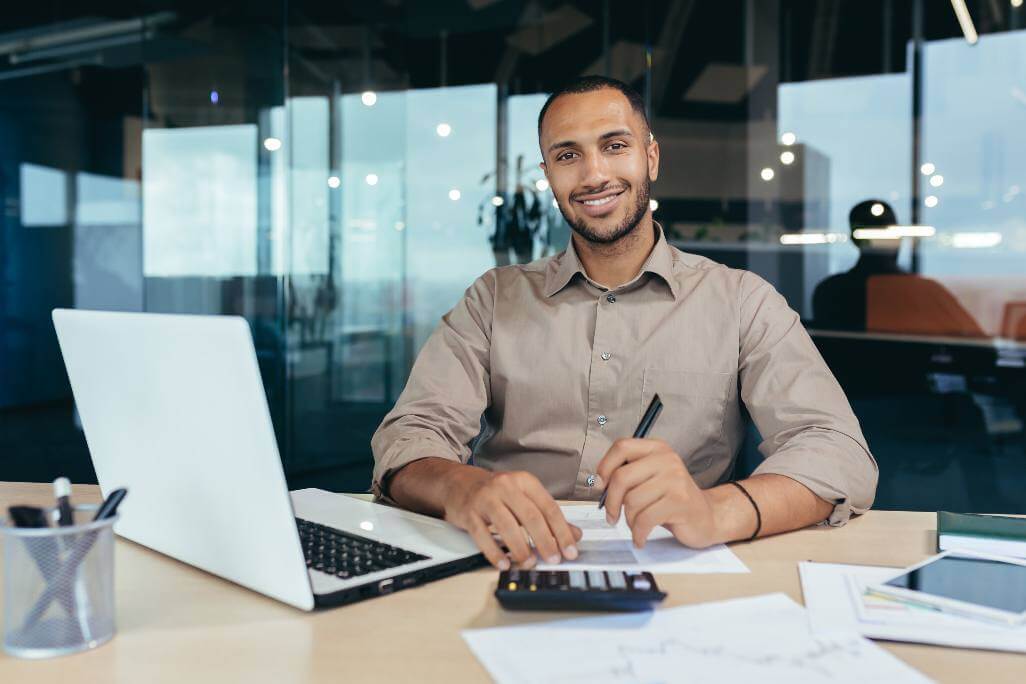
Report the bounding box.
[780,151,795,165]
[436,123,452,137]
[780,132,796,146]
[361,91,377,107]
[649,199,659,211]
[930,175,944,187]
[491,195,504,207]
[365,173,379,186]
[760,167,775,181]
[852,225,936,240]
[870,203,884,216]
[535,178,549,192]
[780,232,845,245]
[327,176,340,189]
[925,195,938,208]
[448,189,461,201]
[951,232,1001,248]
[920,162,936,175]
[263,137,282,152]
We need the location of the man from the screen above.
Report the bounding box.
[372,76,877,571]
[813,199,981,336]
[812,200,907,331]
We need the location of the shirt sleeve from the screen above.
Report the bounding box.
[737,271,879,525]
[370,271,495,500]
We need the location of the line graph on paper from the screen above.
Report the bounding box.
[462,594,931,684]
[552,635,879,684]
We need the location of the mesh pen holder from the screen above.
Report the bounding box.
[2,504,117,658]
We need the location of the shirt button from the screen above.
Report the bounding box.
[597,415,607,426]
[606,294,616,303]
[586,474,597,487]
[601,352,611,361]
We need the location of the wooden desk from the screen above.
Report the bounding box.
[1,483,1023,682]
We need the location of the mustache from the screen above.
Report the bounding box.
[571,184,628,201]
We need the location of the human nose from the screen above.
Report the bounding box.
[578,150,612,191]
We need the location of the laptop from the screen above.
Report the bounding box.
[52,308,485,610]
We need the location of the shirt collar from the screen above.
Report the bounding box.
[543,221,679,299]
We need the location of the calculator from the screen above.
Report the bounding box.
[494,569,666,612]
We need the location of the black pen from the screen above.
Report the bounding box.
[54,477,74,526]
[93,488,128,521]
[598,394,663,510]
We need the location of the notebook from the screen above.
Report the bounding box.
[937,511,1026,559]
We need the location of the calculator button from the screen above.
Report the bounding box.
[587,571,608,589]
[608,572,627,589]
[569,571,587,590]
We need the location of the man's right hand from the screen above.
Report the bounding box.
[385,458,583,570]
[443,469,582,570]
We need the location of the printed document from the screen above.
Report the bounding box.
[799,561,1026,653]
[533,504,748,573]
[463,593,931,684]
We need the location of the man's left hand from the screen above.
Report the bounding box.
[596,438,723,549]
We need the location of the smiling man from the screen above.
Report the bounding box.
[372,76,878,570]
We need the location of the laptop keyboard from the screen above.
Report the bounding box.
[296,518,430,580]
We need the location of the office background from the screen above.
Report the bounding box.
[1,0,1023,513]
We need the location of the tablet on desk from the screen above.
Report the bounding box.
[867,550,1026,627]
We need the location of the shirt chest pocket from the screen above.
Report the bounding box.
[640,368,736,470]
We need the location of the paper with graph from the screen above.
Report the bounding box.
[463,593,931,684]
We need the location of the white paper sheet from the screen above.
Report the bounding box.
[799,561,1026,653]
[532,505,749,573]
[463,593,931,684]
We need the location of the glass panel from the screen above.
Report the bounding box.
[2,0,1023,514]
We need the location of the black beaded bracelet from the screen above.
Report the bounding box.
[729,481,762,541]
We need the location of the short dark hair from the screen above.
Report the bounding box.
[849,199,897,230]
[849,199,898,244]
[537,75,650,141]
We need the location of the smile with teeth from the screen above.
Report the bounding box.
[577,190,624,206]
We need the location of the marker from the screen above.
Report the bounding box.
[598,394,663,510]
[54,477,74,526]
[8,505,49,529]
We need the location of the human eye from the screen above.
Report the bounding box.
[556,150,578,161]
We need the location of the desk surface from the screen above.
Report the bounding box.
[1,483,1023,683]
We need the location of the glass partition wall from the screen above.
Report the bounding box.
[2,1,1024,512]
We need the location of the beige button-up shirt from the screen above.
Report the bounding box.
[372,226,878,525]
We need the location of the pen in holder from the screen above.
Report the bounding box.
[2,504,118,658]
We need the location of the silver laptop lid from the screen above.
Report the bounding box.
[53,309,315,610]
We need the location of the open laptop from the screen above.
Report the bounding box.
[52,309,484,610]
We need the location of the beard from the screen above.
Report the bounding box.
[559,175,650,246]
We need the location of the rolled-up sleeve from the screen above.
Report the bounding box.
[738,272,878,525]
[370,271,495,499]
